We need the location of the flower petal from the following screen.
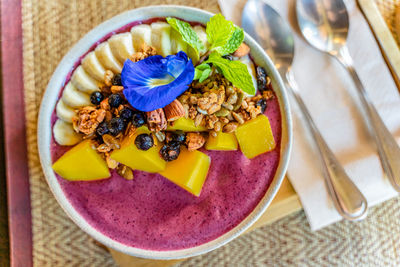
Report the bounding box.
[121,52,194,112]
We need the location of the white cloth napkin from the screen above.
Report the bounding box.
[219,0,400,230]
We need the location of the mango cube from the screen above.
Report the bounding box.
[52,140,110,181]
[205,132,238,151]
[159,148,211,196]
[235,115,276,159]
[110,127,166,173]
[167,117,207,132]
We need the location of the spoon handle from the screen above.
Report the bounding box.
[335,46,400,192]
[286,71,368,220]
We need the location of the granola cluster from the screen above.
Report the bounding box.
[177,73,273,137]
[70,43,274,167]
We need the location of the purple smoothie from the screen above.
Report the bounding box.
[51,100,281,250]
[50,19,282,250]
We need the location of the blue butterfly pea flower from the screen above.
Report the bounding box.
[121,51,195,112]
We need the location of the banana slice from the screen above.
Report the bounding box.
[62,82,91,108]
[193,25,209,54]
[71,66,100,94]
[81,51,106,82]
[239,55,258,96]
[170,28,188,54]
[56,99,76,123]
[53,119,82,146]
[150,22,172,57]
[95,42,122,74]
[108,33,135,64]
[131,24,152,51]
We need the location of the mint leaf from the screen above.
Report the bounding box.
[216,27,244,55]
[194,63,211,82]
[166,17,205,55]
[199,68,212,82]
[205,52,255,95]
[206,14,236,53]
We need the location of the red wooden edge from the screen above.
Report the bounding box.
[1,0,33,266]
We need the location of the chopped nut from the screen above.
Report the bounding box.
[233,43,250,57]
[262,90,274,100]
[222,103,234,110]
[232,112,245,124]
[194,113,204,127]
[227,93,238,105]
[241,100,249,109]
[117,165,134,180]
[186,133,206,151]
[102,134,120,150]
[188,106,197,120]
[214,121,222,132]
[220,117,229,124]
[104,70,114,86]
[189,95,198,105]
[210,130,218,137]
[111,85,124,94]
[208,103,221,114]
[97,143,112,153]
[179,94,190,104]
[106,155,119,169]
[146,109,167,132]
[223,122,238,133]
[182,103,189,118]
[164,100,185,121]
[154,131,166,142]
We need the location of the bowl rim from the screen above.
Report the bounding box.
[37,5,292,260]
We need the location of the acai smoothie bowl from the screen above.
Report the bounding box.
[38,5,292,259]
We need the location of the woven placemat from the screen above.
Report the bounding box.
[22,0,400,266]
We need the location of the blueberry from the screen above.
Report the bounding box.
[112,74,122,86]
[170,131,186,144]
[256,66,268,92]
[108,117,124,136]
[222,54,234,61]
[120,107,133,121]
[160,142,181,161]
[96,121,109,136]
[131,112,146,127]
[135,134,154,151]
[90,91,104,105]
[256,66,267,77]
[257,76,266,91]
[108,94,123,108]
[256,99,267,113]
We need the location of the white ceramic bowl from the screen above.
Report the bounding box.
[38,5,292,260]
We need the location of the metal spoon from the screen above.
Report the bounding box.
[242,0,368,220]
[297,0,400,192]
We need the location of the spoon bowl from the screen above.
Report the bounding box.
[242,0,295,75]
[297,0,349,54]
